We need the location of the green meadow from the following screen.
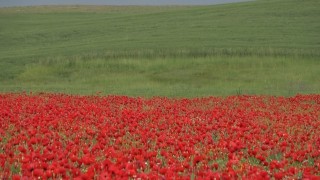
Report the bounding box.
[0,0,319,97]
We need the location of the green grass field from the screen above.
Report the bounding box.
[0,0,319,97]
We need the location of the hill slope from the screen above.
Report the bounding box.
[0,0,319,96]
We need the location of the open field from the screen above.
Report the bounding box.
[0,0,319,96]
[1,1,320,178]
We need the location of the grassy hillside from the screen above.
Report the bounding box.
[0,0,319,97]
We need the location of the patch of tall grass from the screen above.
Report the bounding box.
[3,55,318,97]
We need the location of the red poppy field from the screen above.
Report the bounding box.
[0,93,319,179]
